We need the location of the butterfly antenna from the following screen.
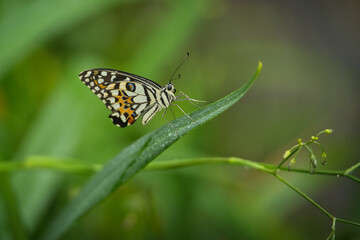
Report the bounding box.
[169,52,190,83]
[170,74,181,82]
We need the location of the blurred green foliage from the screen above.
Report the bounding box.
[0,0,359,239]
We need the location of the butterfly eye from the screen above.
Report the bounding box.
[167,85,173,91]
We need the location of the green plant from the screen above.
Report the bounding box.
[1,63,359,240]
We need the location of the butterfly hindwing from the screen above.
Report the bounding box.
[109,110,138,127]
[79,69,161,127]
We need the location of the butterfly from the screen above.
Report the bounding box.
[79,53,202,127]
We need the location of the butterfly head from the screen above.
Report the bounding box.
[164,83,177,101]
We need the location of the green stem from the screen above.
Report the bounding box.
[0,156,358,183]
[336,218,360,227]
[313,141,325,153]
[0,156,102,173]
[326,218,336,240]
[146,158,359,183]
[346,174,360,183]
[145,157,273,173]
[276,145,300,169]
[344,162,360,175]
[274,174,333,219]
[277,129,333,171]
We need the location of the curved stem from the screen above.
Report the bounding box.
[274,174,333,219]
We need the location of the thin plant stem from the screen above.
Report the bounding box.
[276,145,300,169]
[0,156,102,173]
[344,162,360,175]
[274,174,333,219]
[327,218,336,240]
[336,218,360,227]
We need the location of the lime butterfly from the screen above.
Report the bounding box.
[79,53,202,127]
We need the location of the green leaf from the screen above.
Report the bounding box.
[41,62,262,240]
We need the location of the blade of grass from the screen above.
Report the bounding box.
[40,62,262,240]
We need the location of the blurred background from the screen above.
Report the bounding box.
[0,0,359,239]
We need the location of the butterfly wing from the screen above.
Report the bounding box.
[79,68,161,127]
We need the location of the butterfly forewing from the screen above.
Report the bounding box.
[79,68,162,127]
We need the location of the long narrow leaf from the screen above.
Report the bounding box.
[41,62,262,240]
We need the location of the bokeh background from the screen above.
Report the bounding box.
[0,0,359,239]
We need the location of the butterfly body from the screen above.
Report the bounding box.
[79,68,177,127]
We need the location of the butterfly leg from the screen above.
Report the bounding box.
[178,91,206,103]
[162,107,167,117]
[162,105,176,120]
[171,103,194,121]
[176,91,206,108]
[168,105,176,120]
[161,108,179,135]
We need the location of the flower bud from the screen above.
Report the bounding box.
[288,158,296,171]
[283,150,291,159]
[324,129,333,134]
[321,152,327,165]
[310,153,317,168]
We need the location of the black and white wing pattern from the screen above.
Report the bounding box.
[79,68,165,127]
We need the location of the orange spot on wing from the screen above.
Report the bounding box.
[115,96,123,101]
[128,116,135,124]
[116,106,137,125]
[118,107,134,116]
[114,95,133,105]
[94,80,106,89]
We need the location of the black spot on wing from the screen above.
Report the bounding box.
[109,112,127,128]
[126,82,136,92]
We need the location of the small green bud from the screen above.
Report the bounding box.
[288,158,296,171]
[297,138,302,145]
[283,150,291,159]
[321,152,327,165]
[311,136,318,141]
[290,158,296,165]
[324,129,333,134]
[310,153,317,168]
